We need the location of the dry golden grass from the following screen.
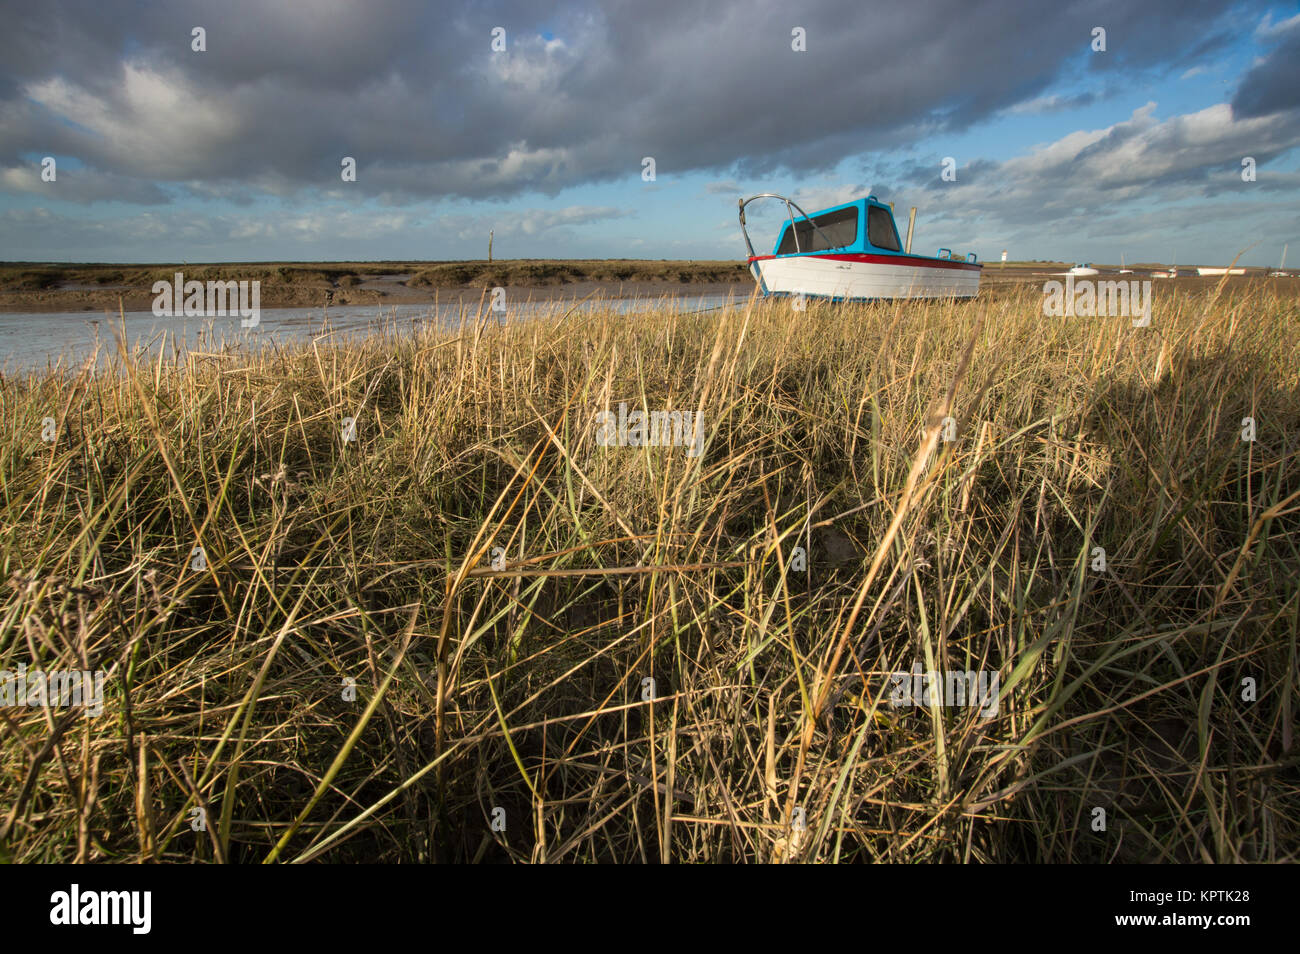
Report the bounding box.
[1,279,1297,862]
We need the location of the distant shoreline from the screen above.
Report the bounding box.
[0,259,1282,313]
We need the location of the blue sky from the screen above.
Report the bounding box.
[2,0,1298,267]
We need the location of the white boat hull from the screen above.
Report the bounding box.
[752,253,980,300]
[1196,267,1245,276]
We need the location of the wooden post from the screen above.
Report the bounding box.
[488,230,493,263]
[905,207,917,254]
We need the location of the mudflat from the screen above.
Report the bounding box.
[0,260,754,312]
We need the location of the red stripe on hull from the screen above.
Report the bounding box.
[748,253,981,272]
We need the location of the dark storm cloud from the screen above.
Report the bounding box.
[1231,15,1300,117]
[0,0,1253,203]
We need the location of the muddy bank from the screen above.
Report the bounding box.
[0,260,754,313]
[0,280,756,314]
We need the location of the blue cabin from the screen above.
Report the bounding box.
[771,196,906,257]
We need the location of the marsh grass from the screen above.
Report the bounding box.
[1,280,1297,863]
[0,259,750,292]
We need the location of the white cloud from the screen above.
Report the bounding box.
[1255,11,1300,38]
[25,64,242,179]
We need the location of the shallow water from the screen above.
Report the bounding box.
[0,294,734,374]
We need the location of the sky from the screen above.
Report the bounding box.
[1,0,1298,267]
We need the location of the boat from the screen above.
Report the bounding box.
[1270,243,1290,277]
[1065,264,1099,276]
[1152,253,1182,279]
[738,194,980,300]
[1196,267,1246,276]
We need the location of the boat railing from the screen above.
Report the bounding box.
[738,193,847,259]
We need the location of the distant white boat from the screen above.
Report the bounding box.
[1119,253,1132,275]
[1196,267,1246,276]
[1270,243,1290,277]
[1064,264,1098,276]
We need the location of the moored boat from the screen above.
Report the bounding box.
[1270,244,1289,276]
[738,194,980,300]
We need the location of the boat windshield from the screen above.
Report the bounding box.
[776,206,857,254]
[867,205,901,251]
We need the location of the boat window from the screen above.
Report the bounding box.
[776,206,857,254]
[867,205,901,251]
